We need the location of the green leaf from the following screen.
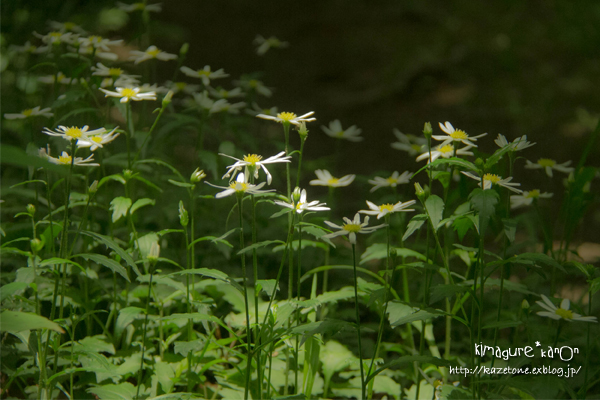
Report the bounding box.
[114,307,144,339]
[413,157,478,178]
[188,228,238,249]
[485,144,513,170]
[1,282,29,302]
[513,253,565,273]
[168,179,195,188]
[403,214,427,241]
[160,313,221,324]
[55,107,99,124]
[71,335,116,355]
[589,277,600,295]
[291,320,352,346]
[0,310,65,333]
[98,174,126,188]
[87,382,136,400]
[390,307,444,327]
[299,224,335,247]
[75,253,129,282]
[154,361,175,394]
[425,195,444,231]
[365,355,450,384]
[452,216,474,241]
[109,197,131,222]
[502,218,517,243]
[171,268,243,293]
[134,159,185,181]
[132,176,163,192]
[469,188,499,235]
[39,257,85,273]
[256,279,279,298]
[0,144,68,175]
[429,284,469,304]
[237,240,285,255]
[78,231,140,277]
[130,198,155,215]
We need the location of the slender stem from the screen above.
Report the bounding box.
[295,216,303,393]
[135,269,154,400]
[352,244,366,400]
[237,195,252,400]
[583,291,592,397]
[126,102,134,169]
[133,100,167,163]
[251,192,262,399]
[295,137,306,188]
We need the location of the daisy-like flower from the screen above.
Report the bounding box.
[246,103,278,117]
[116,2,162,12]
[76,127,120,151]
[390,129,427,156]
[209,86,244,99]
[525,159,574,178]
[34,31,76,46]
[321,119,363,142]
[274,189,329,214]
[210,100,246,115]
[100,86,157,103]
[536,295,597,323]
[43,125,107,142]
[78,36,123,52]
[38,72,70,85]
[206,172,274,199]
[180,65,229,86]
[368,171,412,192]
[433,121,487,147]
[129,45,176,64]
[235,76,272,97]
[510,189,553,209]
[359,200,416,219]
[40,148,99,167]
[48,21,86,34]
[323,213,386,244]
[9,41,46,54]
[461,171,523,193]
[5,106,53,120]
[257,111,316,126]
[310,169,355,188]
[162,81,201,95]
[92,63,138,80]
[221,151,291,185]
[494,134,536,151]
[76,45,118,61]
[416,143,474,163]
[254,35,289,55]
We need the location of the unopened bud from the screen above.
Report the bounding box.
[30,238,44,253]
[474,158,484,169]
[162,91,174,106]
[415,182,425,196]
[26,204,36,216]
[297,121,308,140]
[179,201,189,227]
[292,187,302,203]
[423,122,432,139]
[148,242,160,264]
[179,42,189,57]
[123,169,134,180]
[190,168,206,183]
[89,180,99,194]
[521,299,530,310]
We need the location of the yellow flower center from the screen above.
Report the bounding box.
[379,204,395,212]
[58,154,72,164]
[525,189,540,198]
[91,136,103,143]
[295,202,305,210]
[89,35,103,44]
[386,177,398,185]
[135,2,145,9]
[439,144,454,154]
[483,173,502,184]
[450,129,468,140]
[108,68,123,77]
[64,22,75,31]
[336,131,345,137]
[537,158,556,167]
[327,178,339,185]
[22,109,33,117]
[231,182,249,192]
[343,223,362,233]
[64,127,83,138]
[147,48,161,57]
[198,70,211,76]
[56,73,65,82]
[277,112,297,122]
[175,82,186,90]
[28,45,37,52]
[121,88,137,98]
[249,79,258,88]
[411,144,422,152]
[49,32,62,39]
[555,308,573,320]
[243,154,263,165]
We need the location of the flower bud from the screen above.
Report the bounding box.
[474,158,485,169]
[26,204,36,216]
[179,201,189,227]
[292,187,302,203]
[30,238,44,253]
[148,242,160,264]
[297,121,309,140]
[190,168,206,183]
[179,42,189,57]
[521,299,530,310]
[123,169,133,180]
[162,90,174,107]
[89,180,99,194]
[423,122,432,139]
[415,182,425,198]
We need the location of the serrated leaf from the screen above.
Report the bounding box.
[72,335,115,354]
[98,174,126,188]
[256,279,279,298]
[469,188,499,235]
[114,307,144,339]
[453,216,474,241]
[502,218,517,243]
[75,253,129,282]
[130,198,155,215]
[174,338,206,357]
[403,214,427,241]
[485,144,513,170]
[413,157,478,178]
[513,253,565,273]
[0,310,65,333]
[109,197,131,222]
[78,231,140,276]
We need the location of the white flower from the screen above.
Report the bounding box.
[78,35,123,51]
[34,31,76,45]
[180,65,229,86]
[359,200,416,219]
[116,2,162,12]
[494,134,535,151]
[38,72,69,85]
[209,86,244,99]
[461,171,523,193]
[163,81,201,95]
[257,111,316,126]
[309,169,355,188]
[9,41,46,54]
[254,35,289,55]
[76,127,120,151]
[43,125,107,142]
[206,172,274,199]
[129,45,176,64]
[274,189,329,214]
[433,121,487,147]
[536,295,597,323]
[92,63,139,80]
[416,143,474,163]
[100,87,157,103]
[510,190,553,209]
[525,159,574,178]
[75,45,118,60]
[210,100,246,115]
[323,213,386,244]
[235,77,272,97]
[220,151,291,185]
[246,103,278,117]
[390,129,427,156]
[48,21,86,34]
[321,119,363,142]
[368,171,412,192]
[41,149,99,167]
[5,106,53,120]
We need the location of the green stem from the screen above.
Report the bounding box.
[251,192,262,399]
[135,268,154,400]
[237,195,252,400]
[352,244,366,400]
[295,216,303,393]
[126,102,134,169]
[133,100,167,163]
